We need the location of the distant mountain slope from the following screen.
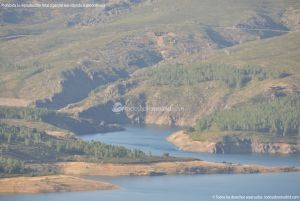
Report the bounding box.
[0,0,299,130]
[0,0,298,103]
[63,32,299,127]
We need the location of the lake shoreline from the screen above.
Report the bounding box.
[0,175,118,194]
[167,130,300,154]
[0,155,300,194]
[2,157,300,194]
[29,160,300,177]
[2,128,300,195]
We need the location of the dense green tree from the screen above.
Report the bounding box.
[146,63,287,88]
[0,123,169,165]
[195,93,300,137]
[0,157,25,174]
[0,106,55,121]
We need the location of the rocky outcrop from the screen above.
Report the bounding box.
[215,138,300,154]
[251,140,300,154]
[167,131,300,154]
[166,131,217,153]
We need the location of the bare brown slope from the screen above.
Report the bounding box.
[167,131,300,154]
[0,175,118,194]
[32,161,300,176]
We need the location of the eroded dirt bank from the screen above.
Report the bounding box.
[167,131,300,154]
[3,159,300,194]
[31,161,300,177]
[0,175,118,194]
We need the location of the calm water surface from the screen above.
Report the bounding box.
[81,126,300,166]
[2,125,300,201]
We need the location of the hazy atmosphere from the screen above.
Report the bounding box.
[0,0,300,200]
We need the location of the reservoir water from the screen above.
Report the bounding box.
[81,126,300,166]
[2,125,300,201]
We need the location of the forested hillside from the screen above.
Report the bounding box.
[0,123,180,176]
[0,0,300,156]
[0,106,122,134]
[195,93,300,137]
[145,63,287,88]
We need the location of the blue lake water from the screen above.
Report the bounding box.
[82,125,300,166]
[1,125,300,201]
